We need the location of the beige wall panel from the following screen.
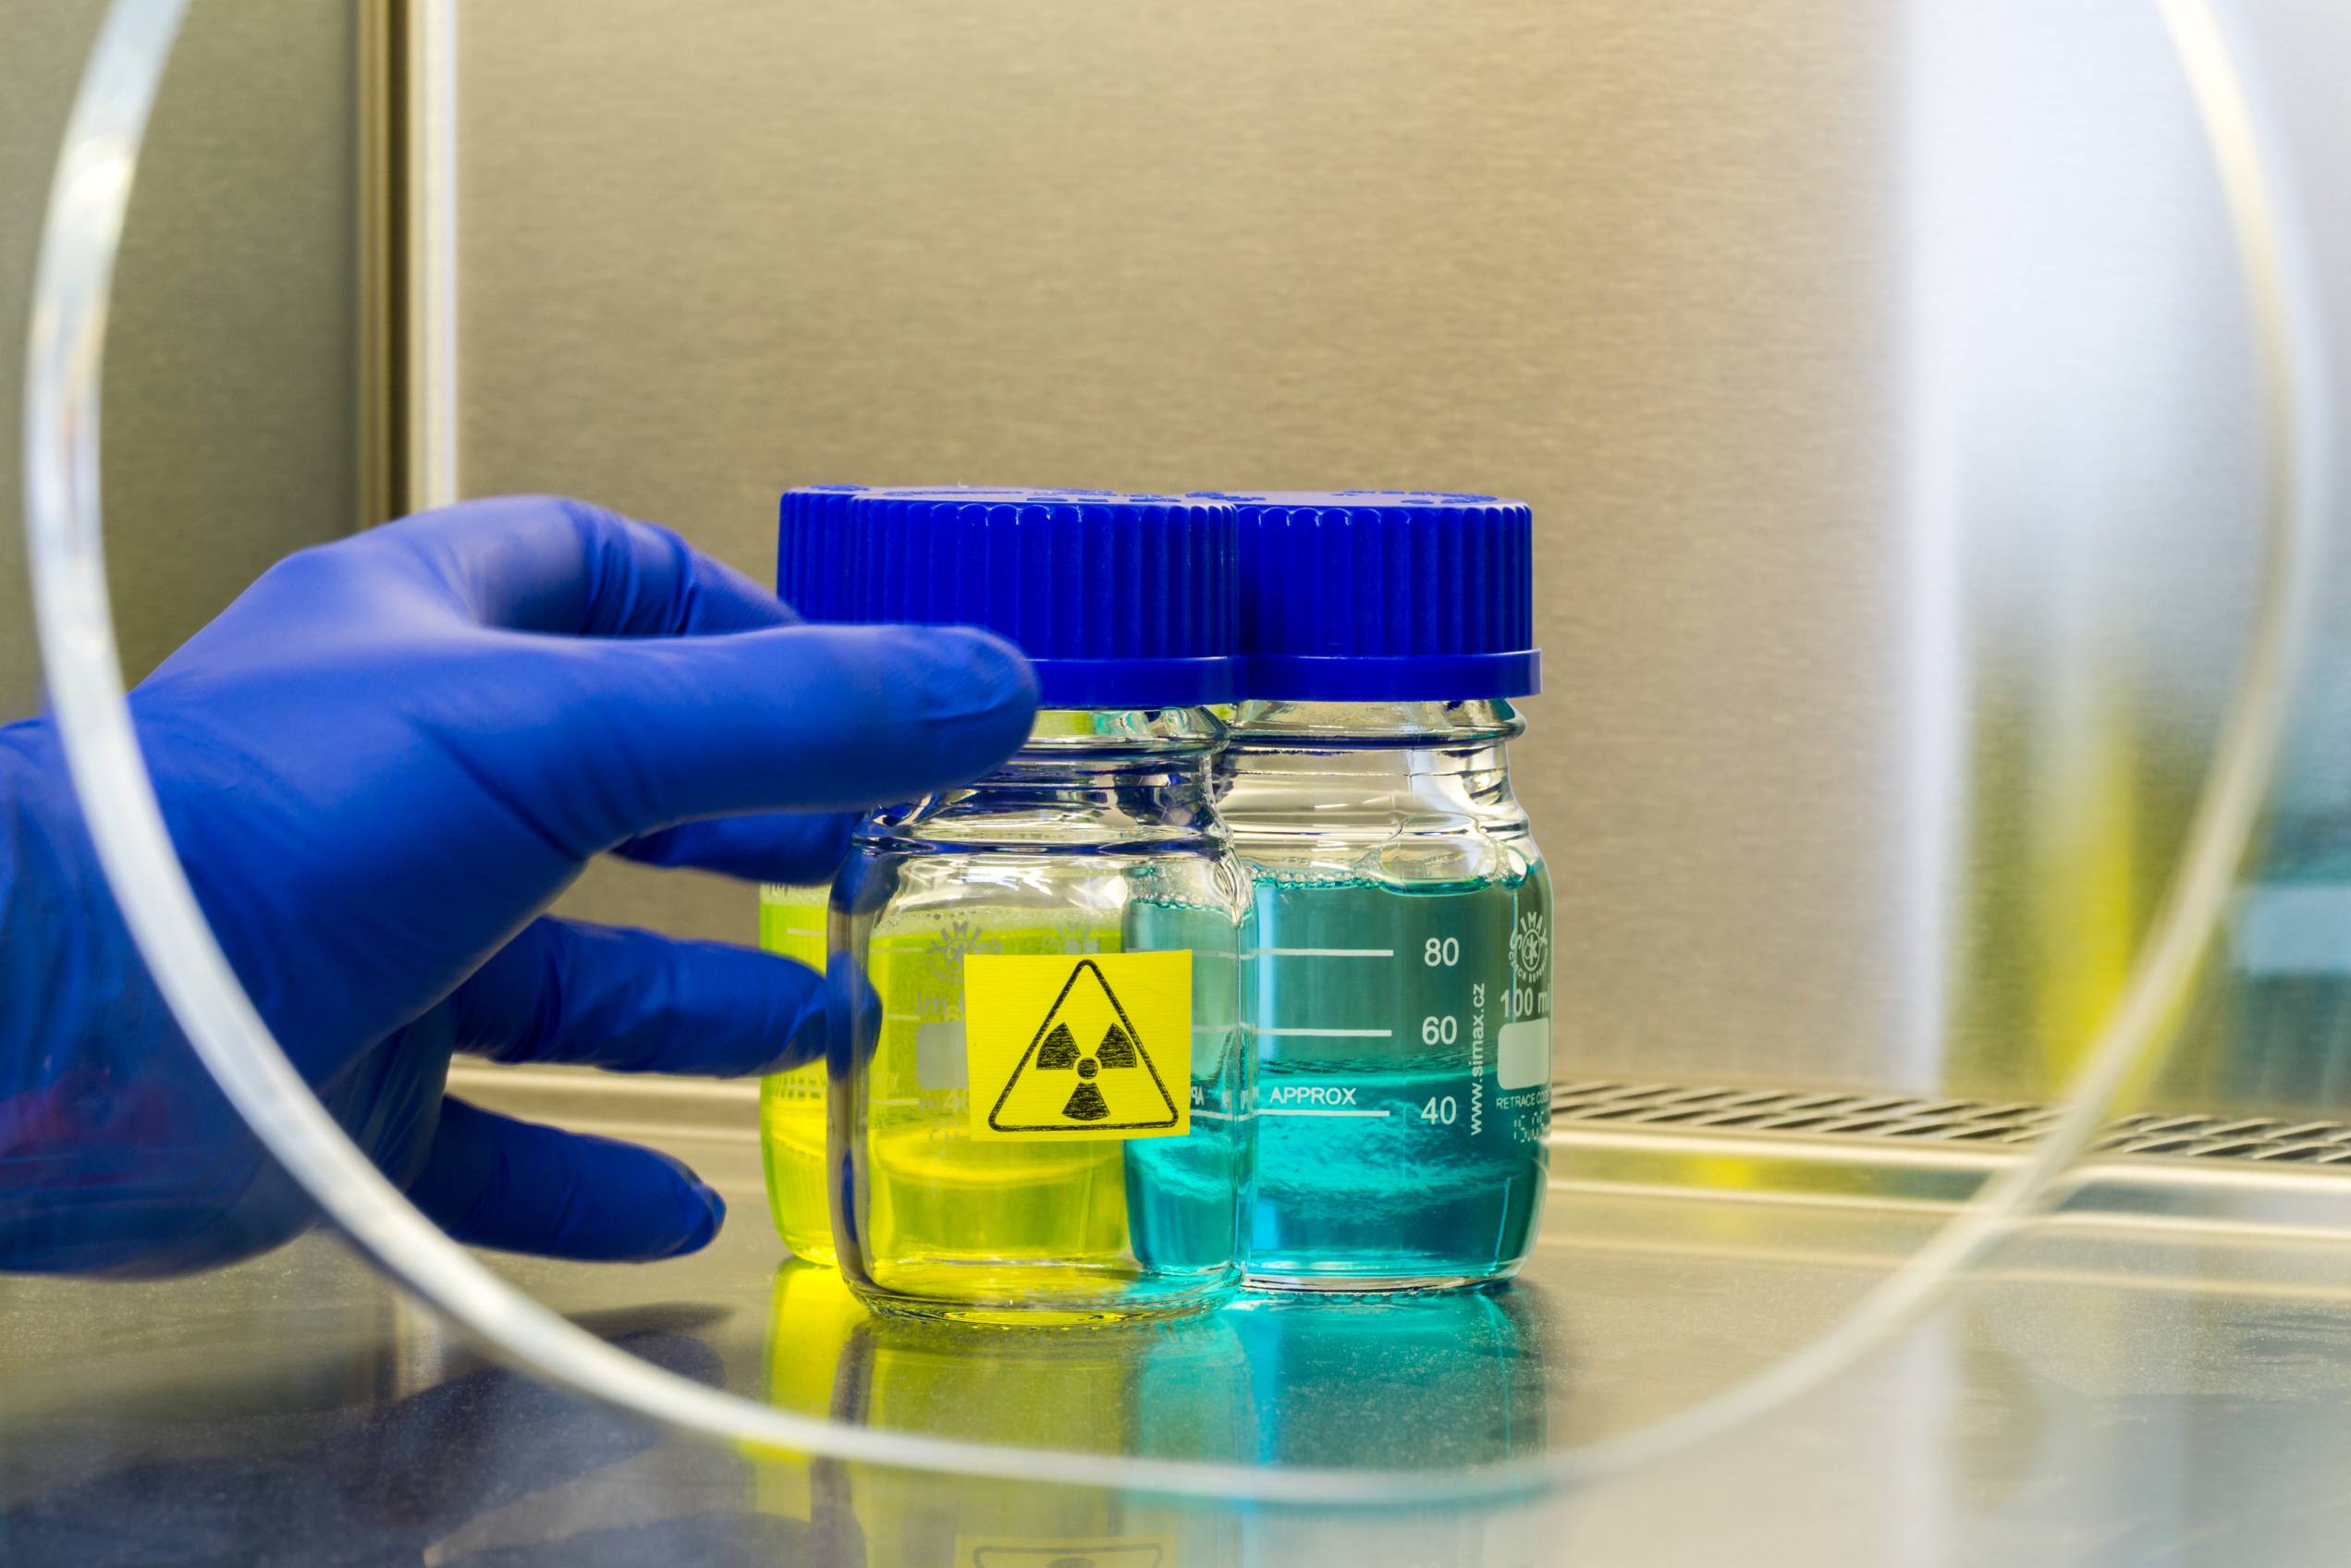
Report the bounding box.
[0,1,361,720]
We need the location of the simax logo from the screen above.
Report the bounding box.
[1510,908,1549,983]
[924,918,1001,996]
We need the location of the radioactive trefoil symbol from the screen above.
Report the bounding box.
[987,959,1180,1133]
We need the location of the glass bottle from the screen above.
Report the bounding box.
[1211,492,1551,1292]
[820,491,1252,1321]
[758,879,836,1262]
[760,484,1046,1266]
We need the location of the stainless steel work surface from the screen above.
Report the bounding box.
[8,1068,2351,1565]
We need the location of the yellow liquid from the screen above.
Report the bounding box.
[757,886,835,1263]
[851,910,1130,1314]
[762,888,1135,1287]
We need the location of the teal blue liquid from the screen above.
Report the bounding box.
[1116,895,1252,1275]
[1134,869,1553,1288]
[1247,870,1552,1287]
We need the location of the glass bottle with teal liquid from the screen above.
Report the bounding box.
[1207,491,1552,1292]
[811,490,1253,1321]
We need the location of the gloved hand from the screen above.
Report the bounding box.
[0,496,1036,1276]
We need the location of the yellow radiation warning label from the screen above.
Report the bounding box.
[963,951,1191,1141]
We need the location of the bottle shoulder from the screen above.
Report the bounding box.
[1216,741,1540,888]
[863,790,1237,856]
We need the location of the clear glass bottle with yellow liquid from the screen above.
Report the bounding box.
[760,484,1054,1266]
[803,489,1252,1321]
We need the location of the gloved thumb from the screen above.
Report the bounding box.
[403,1099,723,1262]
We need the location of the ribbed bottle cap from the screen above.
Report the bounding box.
[778,485,1066,622]
[775,484,868,622]
[778,487,1239,707]
[1206,490,1540,701]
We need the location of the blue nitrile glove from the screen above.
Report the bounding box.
[0,496,1036,1276]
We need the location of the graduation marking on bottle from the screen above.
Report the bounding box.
[1246,900,1546,1138]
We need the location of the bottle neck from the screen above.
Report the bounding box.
[1228,699,1523,762]
[878,706,1227,851]
[1218,699,1534,863]
[1002,705,1227,778]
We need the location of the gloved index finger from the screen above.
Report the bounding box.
[361,495,799,637]
[487,619,1038,849]
[617,811,854,885]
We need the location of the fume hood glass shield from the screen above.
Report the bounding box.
[15,0,2338,1513]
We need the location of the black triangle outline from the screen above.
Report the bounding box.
[987,958,1180,1133]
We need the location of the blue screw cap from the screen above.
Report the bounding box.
[775,484,868,622]
[778,485,1058,622]
[1203,490,1540,702]
[778,487,1240,708]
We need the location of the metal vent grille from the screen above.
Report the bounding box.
[1553,1081,2351,1165]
